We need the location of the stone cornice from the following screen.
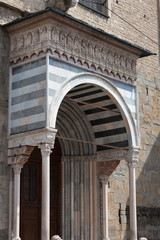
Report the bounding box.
[8,128,57,148]
[7,11,138,83]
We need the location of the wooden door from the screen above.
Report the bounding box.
[20,140,61,240]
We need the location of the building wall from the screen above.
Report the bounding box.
[68,2,160,239]
[0,28,10,239]
[0,0,160,240]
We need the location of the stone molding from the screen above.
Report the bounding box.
[8,145,34,165]
[8,13,137,82]
[8,128,57,148]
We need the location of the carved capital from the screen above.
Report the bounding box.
[99,175,109,184]
[11,163,24,174]
[125,147,139,168]
[38,143,53,157]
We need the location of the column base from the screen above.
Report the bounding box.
[51,235,62,240]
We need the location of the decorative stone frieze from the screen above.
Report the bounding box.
[97,148,139,162]
[97,149,129,162]
[7,11,138,83]
[8,128,57,148]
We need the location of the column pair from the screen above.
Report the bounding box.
[9,143,54,240]
[98,148,139,240]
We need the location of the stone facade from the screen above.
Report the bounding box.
[0,1,160,240]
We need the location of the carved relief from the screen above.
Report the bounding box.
[74,36,80,51]
[34,29,40,43]
[19,35,24,49]
[81,39,88,54]
[51,27,57,41]
[66,33,73,48]
[26,32,32,46]
[59,30,66,46]
[94,45,101,59]
[42,26,48,41]
[9,21,138,83]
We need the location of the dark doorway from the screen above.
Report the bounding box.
[20,140,61,240]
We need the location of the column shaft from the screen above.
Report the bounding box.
[102,182,109,240]
[14,172,21,237]
[129,166,137,240]
[39,143,52,240]
[99,175,110,240]
[12,164,23,240]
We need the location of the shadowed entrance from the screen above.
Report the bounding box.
[20,140,61,240]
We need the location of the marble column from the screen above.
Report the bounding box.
[12,163,23,240]
[126,148,139,240]
[99,175,110,240]
[8,145,34,240]
[38,143,53,240]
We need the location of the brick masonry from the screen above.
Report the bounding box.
[0,0,160,240]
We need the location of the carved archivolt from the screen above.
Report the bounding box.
[9,21,137,83]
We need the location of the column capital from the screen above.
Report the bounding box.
[11,163,24,174]
[99,175,110,184]
[125,147,139,168]
[38,143,53,157]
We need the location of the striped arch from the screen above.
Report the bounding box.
[49,73,139,150]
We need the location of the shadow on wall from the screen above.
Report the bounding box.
[125,133,160,240]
